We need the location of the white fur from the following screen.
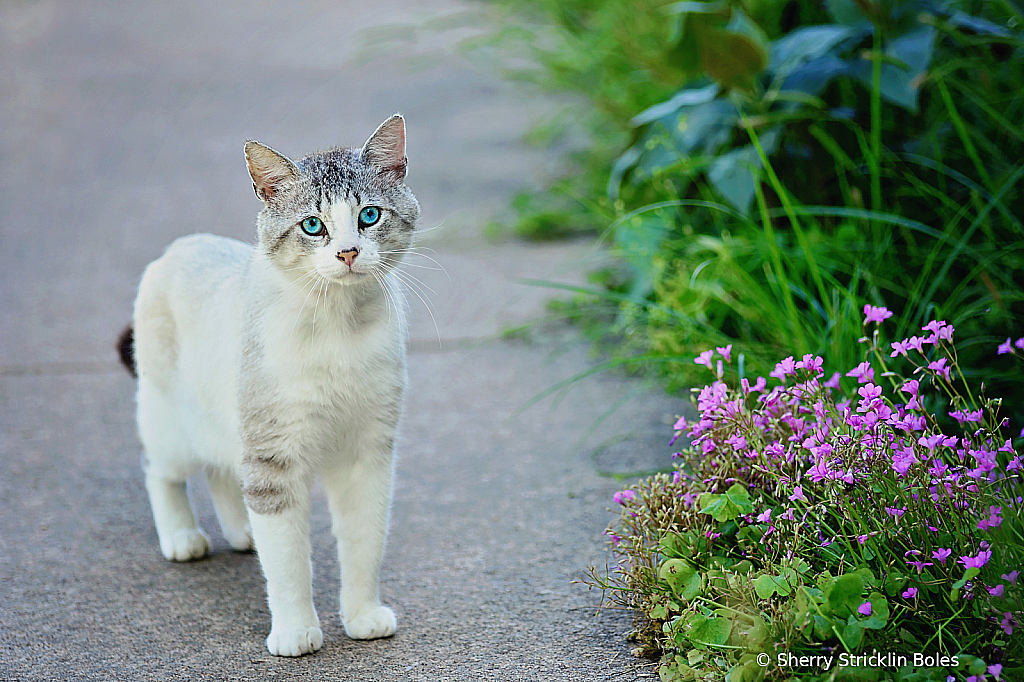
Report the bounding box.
[134,230,405,656]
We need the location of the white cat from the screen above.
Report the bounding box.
[121,115,419,656]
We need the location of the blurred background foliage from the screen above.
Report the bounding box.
[471,0,1024,423]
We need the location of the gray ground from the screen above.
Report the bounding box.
[0,1,682,679]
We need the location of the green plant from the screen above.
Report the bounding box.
[584,309,1023,681]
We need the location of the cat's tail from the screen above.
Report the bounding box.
[117,325,137,378]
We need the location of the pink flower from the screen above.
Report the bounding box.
[613,490,637,505]
[795,354,824,374]
[1017,337,1024,350]
[902,587,918,599]
[988,584,1005,597]
[824,372,842,390]
[960,549,993,569]
[989,664,1003,680]
[928,357,952,381]
[857,601,872,616]
[756,509,772,523]
[891,339,911,357]
[788,486,808,504]
[933,548,952,564]
[716,344,732,362]
[1002,612,1015,635]
[695,349,714,369]
[998,338,1015,355]
[847,361,875,384]
[770,356,796,381]
[863,304,893,325]
[1001,570,1019,584]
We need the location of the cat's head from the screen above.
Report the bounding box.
[244,114,420,287]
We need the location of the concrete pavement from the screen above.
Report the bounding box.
[0,1,679,679]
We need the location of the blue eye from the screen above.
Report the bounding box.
[358,206,381,228]
[300,216,325,236]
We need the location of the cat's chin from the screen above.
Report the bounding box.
[330,272,370,286]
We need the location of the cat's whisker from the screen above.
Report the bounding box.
[377,256,445,273]
[389,268,442,349]
[311,275,329,339]
[288,270,325,336]
[379,249,450,282]
[388,265,439,299]
[371,270,395,328]
[411,219,445,236]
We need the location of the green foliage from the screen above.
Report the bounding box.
[582,319,1024,680]
[482,0,1024,424]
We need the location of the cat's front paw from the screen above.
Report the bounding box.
[266,625,323,657]
[344,605,397,640]
[160,528,210,562]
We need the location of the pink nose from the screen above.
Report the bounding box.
[336,247,359,267]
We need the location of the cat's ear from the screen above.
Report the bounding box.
[360,114,408,182]
[244,141,300,203]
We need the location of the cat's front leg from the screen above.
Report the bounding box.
[242,456,322,657]
[322,441,397,641]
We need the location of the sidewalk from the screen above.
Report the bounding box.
[0,2,679,679]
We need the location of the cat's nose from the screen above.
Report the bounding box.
[336,247,359,267]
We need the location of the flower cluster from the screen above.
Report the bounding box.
[652,305,1024,667]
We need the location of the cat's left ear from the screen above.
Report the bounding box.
[360,114,408,182]
[245,141,300,204]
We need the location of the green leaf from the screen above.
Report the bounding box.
[861,592,889,630]
[694,10,769,90]
[659,533,689,559]
[754,574,778,599]
[850,24,936,112]
[659,559,703,601]
[813,615,833,640]
[688,615,732,647]
[842,617,864,648]
[952,566,980,590]
[699,483,754,521]
[650,603,669,620]
[827,573,864,617]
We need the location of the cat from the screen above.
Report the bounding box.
[118,114,420,657]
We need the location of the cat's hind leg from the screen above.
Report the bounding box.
[138,381,210,562]
[206,467,253,551]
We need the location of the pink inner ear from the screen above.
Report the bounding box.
[362,116,407,173]
[246,143,298,199]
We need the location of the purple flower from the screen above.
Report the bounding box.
[933,548,952,564]
[928,357,952,381]
[892,448,918,477]
[906,336,926,353]
[863,305,893,325]
[988,584,1005,597]
[795,354,824,374]
[978,506,1003,531]
[960,549,993,569]
[1008,456,1023,472]
[1002,612,1015,635]
[695,349,714,369]
[902,587,918,599]
[890,339,911,357]
[857,601,872,616]
[1002,570,1019,584]
[756,509,772,523]
[788,486,808,504]
[998,338,1015,355]
[770,356,796,382]
[613,490,637,505]
[673,416,687,430]
[907,559,933,573]
[989,664,1003,680]
[847,361,875,384]
[901,379,920,396]
[716,344,732,362]
[824,372,842,390]
[1017,337,1024,350]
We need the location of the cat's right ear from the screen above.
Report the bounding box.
[245,141,300,204]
